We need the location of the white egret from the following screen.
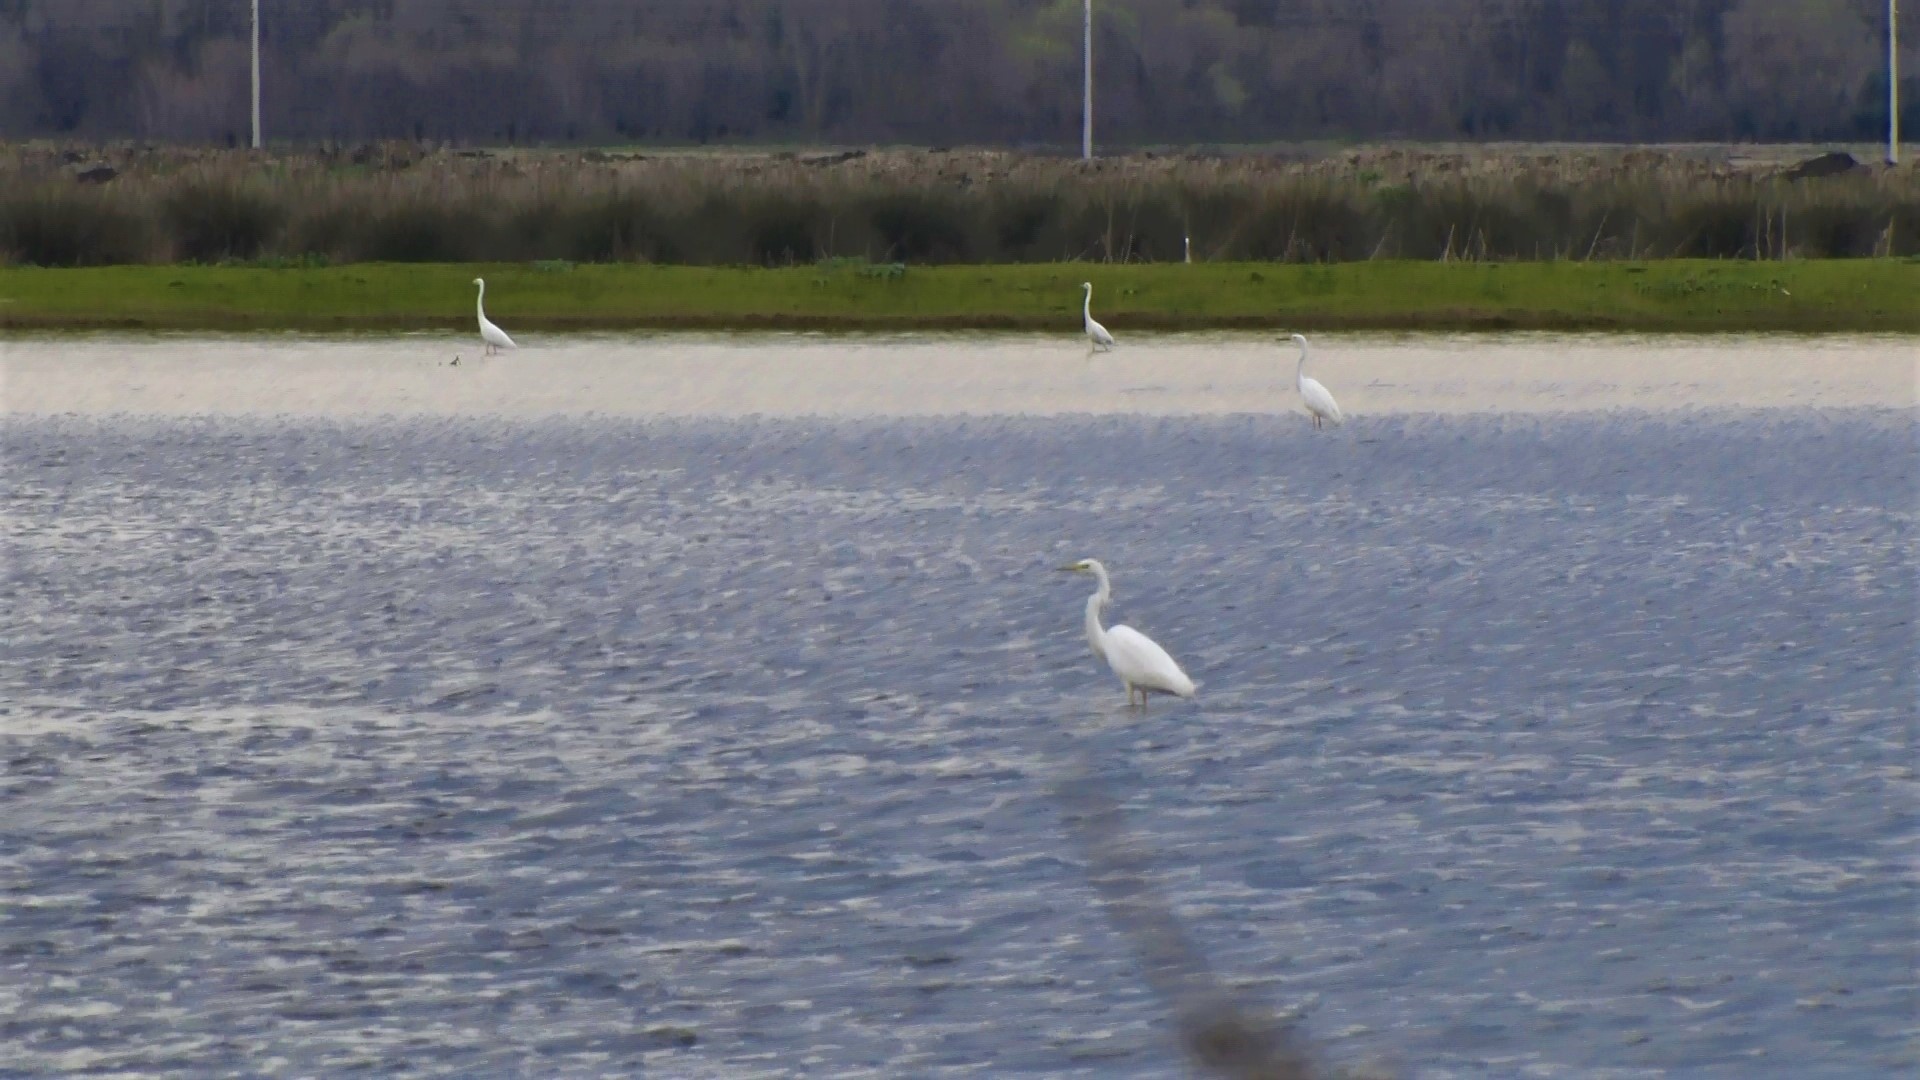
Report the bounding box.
[1081,282,1115,352]
[1058,558,1196,706]
[473,277,517,355]
[1290,333,1342,429]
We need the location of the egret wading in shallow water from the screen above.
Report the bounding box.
[1058,559,1196,707]
[1290,333,1342,429]
[473,278,517,355]
[1081,282,1115,353]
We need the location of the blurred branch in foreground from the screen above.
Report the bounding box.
[1056,770,1392,1080]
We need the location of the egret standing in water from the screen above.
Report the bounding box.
[473,277,517,355]
[1289,333,1342,429]
[1081,282,1116,352]
[1058,559,1196,706]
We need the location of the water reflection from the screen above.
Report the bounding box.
[0,388,1911,1075]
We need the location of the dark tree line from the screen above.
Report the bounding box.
[2,1,1913,146]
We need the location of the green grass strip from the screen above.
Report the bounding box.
[1,260,1915,333]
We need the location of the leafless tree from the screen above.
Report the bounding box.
[1,0,1909,144]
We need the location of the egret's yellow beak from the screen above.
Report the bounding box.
[1055,563,1084,573]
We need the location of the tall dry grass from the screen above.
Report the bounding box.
[2,144,1914,266]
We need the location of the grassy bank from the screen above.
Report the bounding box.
[2,260,1915,333]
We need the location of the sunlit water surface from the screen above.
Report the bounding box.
[2,333,1915,1077]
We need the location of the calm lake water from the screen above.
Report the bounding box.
[2,334,1915,1077]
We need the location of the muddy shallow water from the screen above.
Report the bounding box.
[1,333,1915,1077]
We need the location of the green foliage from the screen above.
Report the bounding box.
[0,186,152,266]
[251,253,331,269]
[161,180,284,262]
[991,189,1069,259]
[1664,191,1763,258]
[3,147,1917,270]
[744,195,823,266]
[1232,187,1367,261]
[867,190,970,262]
[355,200,492,262]
[562,192,682,263]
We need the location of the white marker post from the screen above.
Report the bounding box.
[1082,0,1093,160]
[251,0,262,149]
[1892,0,1901,165]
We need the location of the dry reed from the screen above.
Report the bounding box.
[2,143,1914,266]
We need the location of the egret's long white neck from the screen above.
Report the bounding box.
[1294,340,1309,390]
[1083,564,1111,659]
[1082,287,1093,327]
[476,280,487,321]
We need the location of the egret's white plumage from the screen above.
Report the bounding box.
[1081,282,1115,352]
[473,277,517,355]
[1058,558,1196,706]
[1290,333,1342,429]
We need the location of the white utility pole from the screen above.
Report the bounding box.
[1082,0,1093,160]
[1892,0,1901,165]
[250,0,262,148]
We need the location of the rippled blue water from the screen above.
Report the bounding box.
[3,410,1914,1077]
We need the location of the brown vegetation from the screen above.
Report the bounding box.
[2,143,1915,267]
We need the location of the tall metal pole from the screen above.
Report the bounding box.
[1082,0,1092,160]
[251,0,262,148]
[1892,0,1901,165]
